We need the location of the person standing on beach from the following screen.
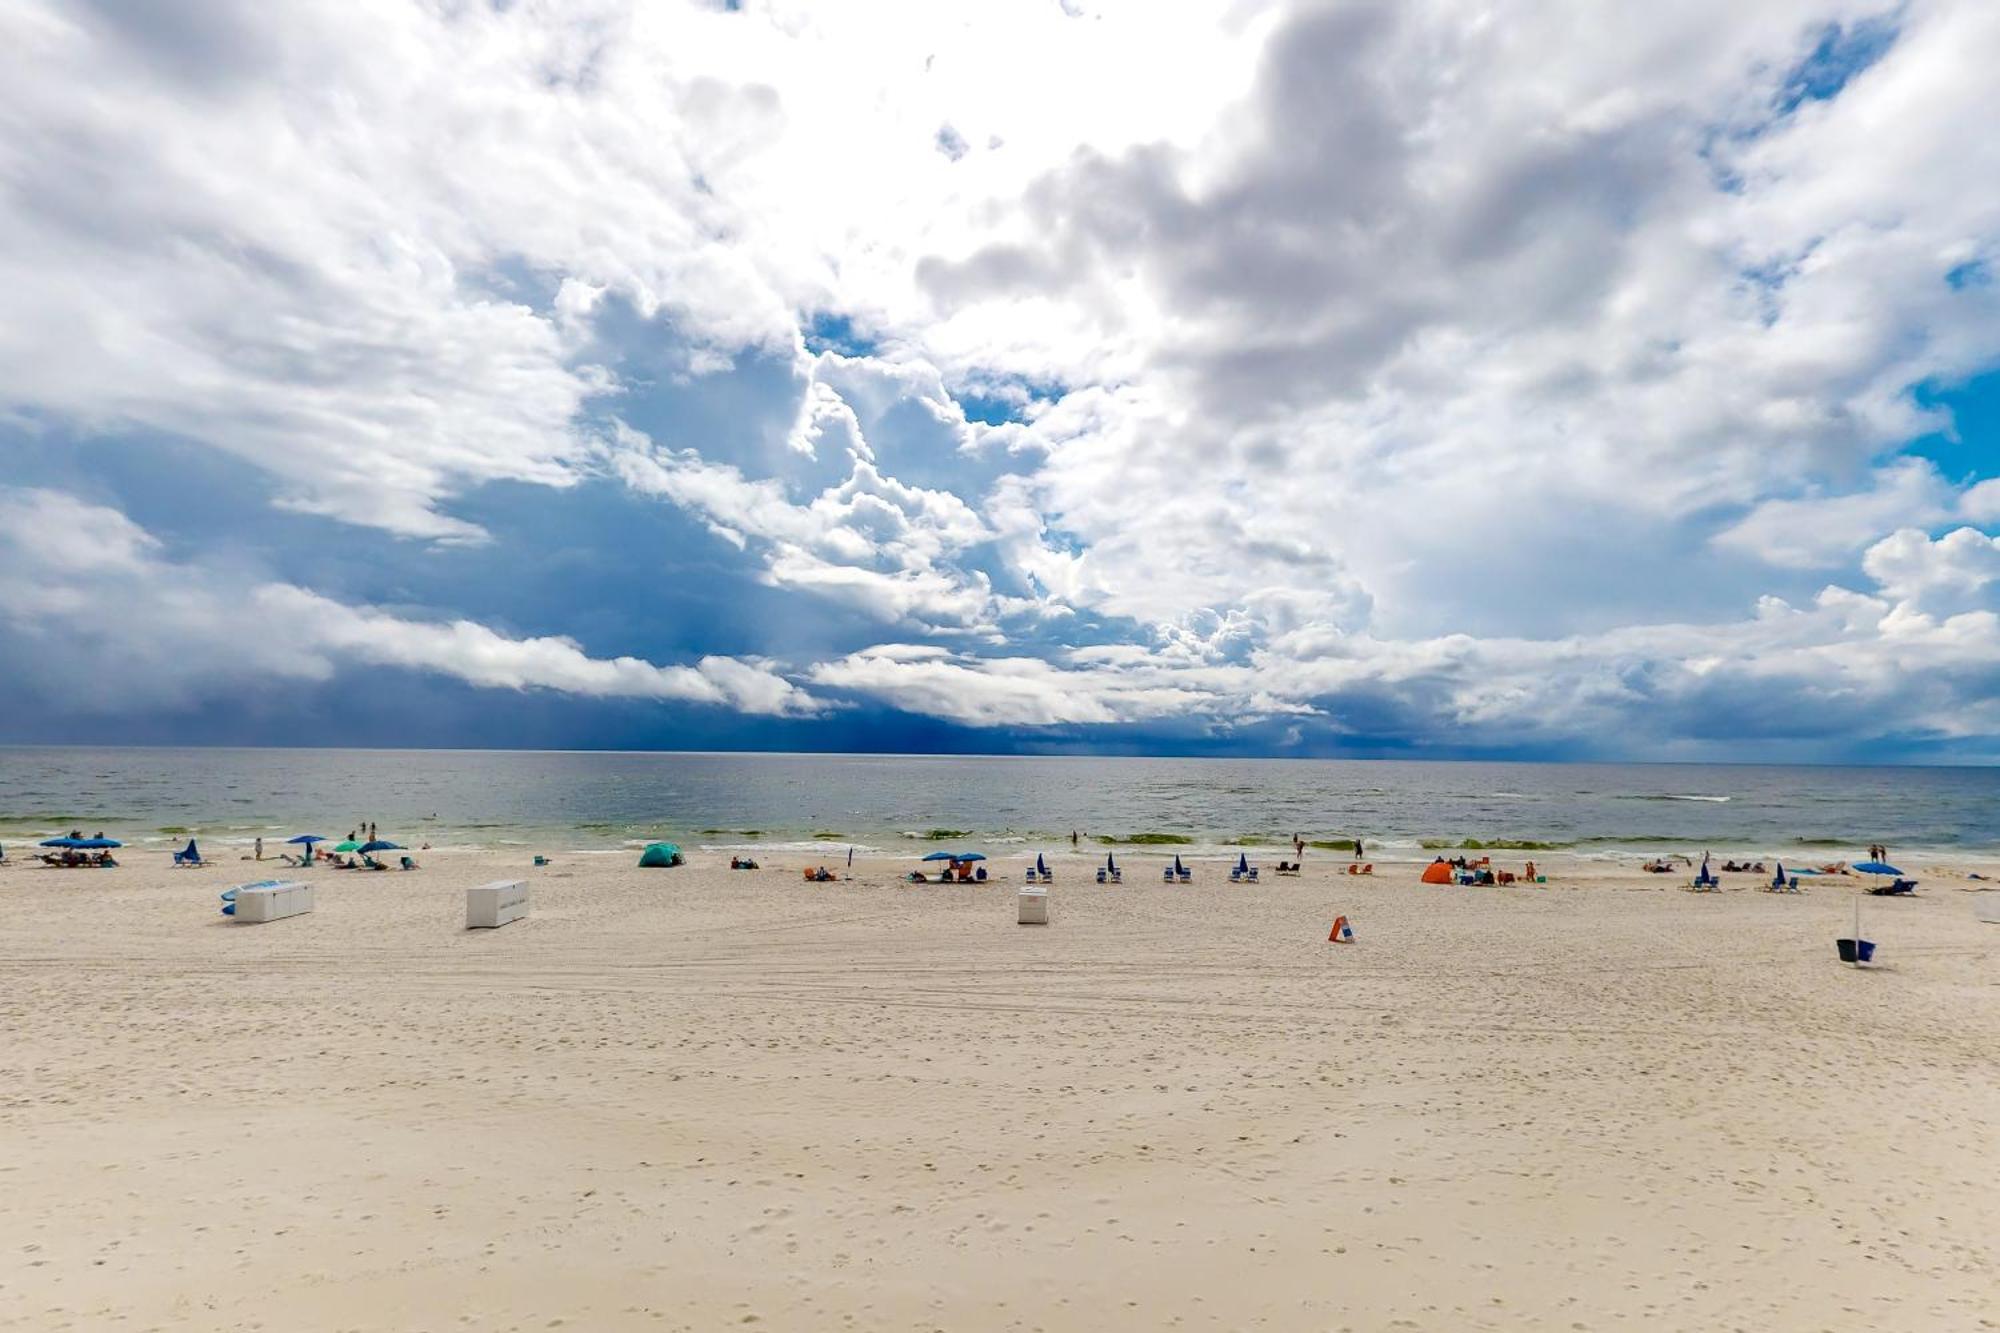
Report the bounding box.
[254,836,262,861]
[1294,834,1305,858]
[1071,830,1079,848]
[1354,836,1364,858]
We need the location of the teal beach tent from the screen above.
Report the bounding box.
[638,842,683,868]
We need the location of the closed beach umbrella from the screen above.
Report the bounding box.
[1035,852,1048,875]
[1173,853,1185,875]
[1106,852,1118,874]
[1772,862,1786,888]
[1236,852,1249,874]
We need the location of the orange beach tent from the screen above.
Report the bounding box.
[1419,860,1453,884]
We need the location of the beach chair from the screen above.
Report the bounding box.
[1177,866,1193,884]
[1229,866,1244,883]
[1163,864,1176,883]
[1868,878,1916,896]
[974,866,987,881]
[399,856,419,871]
[172,839,206,868]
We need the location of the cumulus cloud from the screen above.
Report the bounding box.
[5,1,2000,754]
[0,488,817,715]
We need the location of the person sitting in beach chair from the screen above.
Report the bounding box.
[908,870,929,883]
[1869,878,1917,896]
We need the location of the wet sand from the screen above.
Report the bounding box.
[3,848,1998,1330]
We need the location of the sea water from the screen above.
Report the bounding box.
[2,747,1996,859]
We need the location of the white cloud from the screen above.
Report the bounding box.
[1710,459,1951,568]
[5,1,2000,752]
[1860,526,2000,607]
[0,487,817,715]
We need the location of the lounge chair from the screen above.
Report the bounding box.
[172,839,206,868]
[1177,867,1192,884]
[1868,878,1916,896]
[399,856,419,871]
[1163,864,1176,883]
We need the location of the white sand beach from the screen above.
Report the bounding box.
[3,848,1998,1330]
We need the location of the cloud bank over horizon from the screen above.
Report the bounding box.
[3,0,2000,760]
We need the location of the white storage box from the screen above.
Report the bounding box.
[466,879,529,929]
[233,880,312,924]
[1017,886,1049,925]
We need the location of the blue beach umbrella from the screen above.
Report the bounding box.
[921,851,959,862]
[956,852,986,862]
[77,837,122,849]
[358,840,403,854]
[40,836,84,849]
[1235,852,1249,874]
[1853,860,1902,876]
[1105,852,1118,874]
[287,834,328,846]
[1035,852,1049,875]
[1772,862,1786,888]
[1173,853,1186,875]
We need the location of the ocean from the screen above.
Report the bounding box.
[1,747,1995,859]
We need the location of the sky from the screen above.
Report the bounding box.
[3,0,2000,761]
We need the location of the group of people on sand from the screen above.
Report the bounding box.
[38,829,117,868]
